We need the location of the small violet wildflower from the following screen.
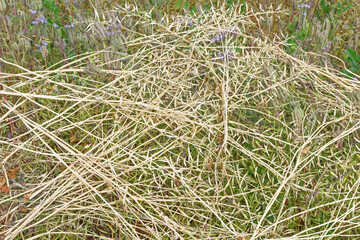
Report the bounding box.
[39,16,47,24]
[297,3,311,12]
[64,23,75,28]
[106,32,116,36]
[298,3,311,9]
[33,16,47,25]
[30,9,37,15]
[37,41,49,51]
[73,1,82,6]
[211,27,238,43]
[52,23,59,28]
[231,27,238,36]
[217,50,233,61]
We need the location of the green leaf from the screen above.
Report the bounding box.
[340,68,355,77]
[190,6,197,15]
[240,0,246,13]
[346,49,360,62]
[320,0,325,9]
[350,67,358,73]
[343,4,353,11]
[226,0,234,9]
[44,0,60,19]
[184,0,189,9]
[175,0,181,8]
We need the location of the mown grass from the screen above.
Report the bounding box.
[1,0,360,239]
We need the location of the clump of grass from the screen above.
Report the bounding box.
[1,2,360,240]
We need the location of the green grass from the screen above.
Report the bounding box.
[1,0,360,239]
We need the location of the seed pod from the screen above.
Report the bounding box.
[90,22,107,40]
[19,37,31,51]
[62,0,71,5]
[0,0,7,13]
[54,37,66,52]
[12,42,19,51]
[17,9,26,18]
[41,46,49,59]
[84,62,102,76]
[110,33,126,50]
[29,0,43,9]
[75,13,87,28]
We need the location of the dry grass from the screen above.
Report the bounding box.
[1,3,360,239]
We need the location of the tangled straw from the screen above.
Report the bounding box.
[1,3,360,240]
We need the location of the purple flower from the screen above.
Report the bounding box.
[188,20,193,26]
[297,3,311,9]
[231,27,238,35]
[73,1,81,6]
[33,16,47,24]
[303,12,307,16]
[39,16,47,24]
[64,23,74,28]
[217,50,233,61]
[30,9,37,15]
[37,41,48,51]
[52,23,59,28]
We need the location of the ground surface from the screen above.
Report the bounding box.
[1,1,360,239]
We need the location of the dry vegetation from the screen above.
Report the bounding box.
[1,3,360,239]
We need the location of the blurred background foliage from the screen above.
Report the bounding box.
[0,0,359,75]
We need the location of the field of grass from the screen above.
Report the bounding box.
[1,0,360,239]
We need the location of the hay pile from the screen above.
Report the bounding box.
[1,3,360,239]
